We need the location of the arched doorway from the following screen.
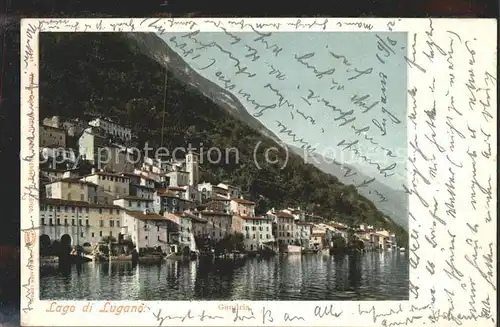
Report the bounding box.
[59,234,73,257]
[40,234,51,256]
[60,234,72,246]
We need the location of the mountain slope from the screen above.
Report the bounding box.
[39,32,407,246]
[124,33,408,230]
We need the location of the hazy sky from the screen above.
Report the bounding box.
[159,32,407,189]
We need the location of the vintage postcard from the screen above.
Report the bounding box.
[20,18,496,326]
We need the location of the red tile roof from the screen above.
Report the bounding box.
[295,221,313,226]
[237,215,271,221]
[125,211,166,221]
[115,196,154,201]
[167,186,186,192]
[42,198,122,210]
[201,211,232,217]
[275,211,294,219]
[231,198,255,205]
[52,178,98,187]
[156,190,179,198]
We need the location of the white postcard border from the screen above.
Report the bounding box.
[20,17,497,327]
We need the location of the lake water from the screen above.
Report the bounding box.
[40,252,409,301]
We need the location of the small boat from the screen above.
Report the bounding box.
[109,254,132,261]
[40,256,59,267]
[138,254,163,264]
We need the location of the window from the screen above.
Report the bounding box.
[245,226,249,231]
[64,219,68,226]
[71,207,75,213]
[56,218,61,225]
[80,232,83,237]
[49,218,53,226]
[100,220,104,227]
[145,236,148,240]
[266,234,270,239]
[157,226,160,232]
[64,206,68,213]
[41,218,45,225]
[128,201,132,206]
[157,235,160,241]
[80,194,84,201]
[117,221,120,227]
[110,221,114,227]
[109,209,113,214]
[99,231,102,237]
[252,234,255,239]
[86,219,89,226]
[72,219,75,226]
[91,232,94,237]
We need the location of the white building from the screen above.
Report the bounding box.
[183,185,202,203]
[133,168,169,187]
[78,127,108,165]
[80,171,130,205]
[165,212,195,252]
[230,198,256,216]
[113,196,154,212]
[45,178,98,204]
[40,147,77,168]
[88,117,132,142]
[39,199,124,247]
[295,221,313,248]
[233,216,274,252]
[268,210,296,245]
[283,207,305,221]
[166,170,189,187]
[217,183,241,199]
[121,210,169,252]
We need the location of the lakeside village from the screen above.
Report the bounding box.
[39,115,404,266]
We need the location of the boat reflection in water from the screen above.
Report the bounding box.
[40,251,408,301]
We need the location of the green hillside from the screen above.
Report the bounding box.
[39,33,407,247]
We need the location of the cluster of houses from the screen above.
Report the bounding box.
[39,115,397,256]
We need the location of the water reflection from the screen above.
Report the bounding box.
[40,252,408,301]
